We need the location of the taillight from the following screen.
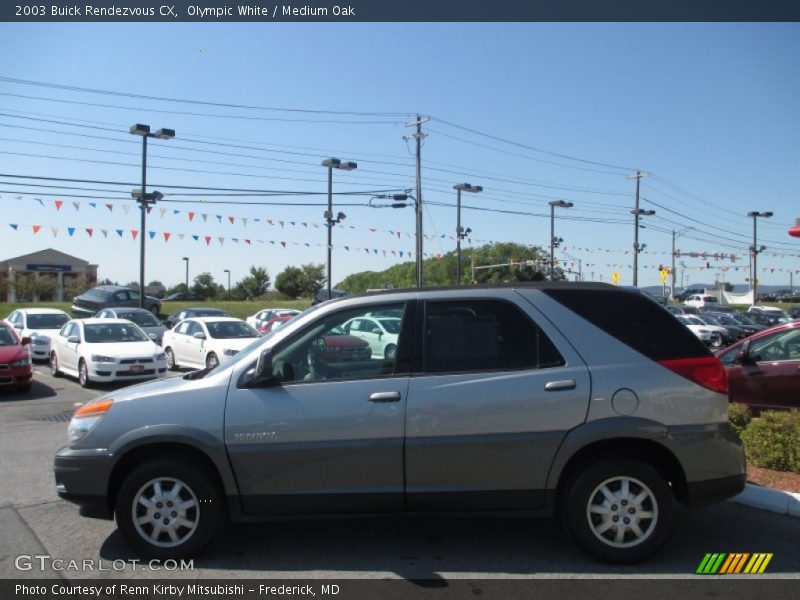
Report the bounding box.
[659,357,728,395]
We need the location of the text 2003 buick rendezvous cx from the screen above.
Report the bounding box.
[55,283,745,563]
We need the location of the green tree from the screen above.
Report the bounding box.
[275,266,306,299]
[64,275,91,300]
[300,263,326,295]
[191,272,223,299]
[231,266,271,301]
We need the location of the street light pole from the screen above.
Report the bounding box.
[322,158,357,299]
[224,269,231,298]
[548,200,573,280]
[748,211,773,305]
[182,257,189,293]
[453,183,482,284]
[129,124,174,308]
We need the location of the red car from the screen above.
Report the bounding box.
[716,321,800,412]
[0,320,33,393]
[257,314,295,335]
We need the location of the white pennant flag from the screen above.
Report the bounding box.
[100,229,108,238]
[178,233,185,240]
[159,208,167,218]
[72,201,81,211]
[51,226,59,237]
[122,204,130,215]
[242,218,248,227]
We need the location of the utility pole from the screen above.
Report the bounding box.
[671,230,677,299]
[627,170,652,287]
[748,211,773,305]
[405,115,428,287]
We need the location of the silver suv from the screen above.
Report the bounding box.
[54,283,745,563]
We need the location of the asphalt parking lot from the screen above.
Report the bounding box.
[1,364,799,582]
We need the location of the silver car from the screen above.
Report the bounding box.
[54,283,744,563]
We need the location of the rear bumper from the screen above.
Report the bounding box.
[54,446,113,519]
[71,305,97,318]
[686,474,747,508]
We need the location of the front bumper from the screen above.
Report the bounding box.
[54,446,113,519]
[0,365,32,387]
[87,361,168,382]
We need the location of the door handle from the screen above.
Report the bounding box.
[369,391,401,403]
[544,379,577,392]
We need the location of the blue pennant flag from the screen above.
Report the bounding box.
[116,229,123,237]
[68,227,76,236]
[148,231,156,239]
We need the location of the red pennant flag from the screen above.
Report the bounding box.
[244,239,251,244]
[32,225,41,234]
[228,216,235,224]
[105,203,113,211]
[54,200,63,211]
[188,211,195,222]
[163,232,171,242]
[86,228,93,237]
[131,230,139,241]
[204,235,211,245]
[146,206,153,214]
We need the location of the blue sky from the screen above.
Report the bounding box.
[0,22,798,290]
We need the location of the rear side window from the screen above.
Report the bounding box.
[423,299,564,374]
[544,289,709,361]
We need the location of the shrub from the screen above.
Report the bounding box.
[742,410,800,473]
[728,403,752,436]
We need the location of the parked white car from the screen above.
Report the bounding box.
[6,308,71,362]
[683,315,729,344]
[342,315,401,359]
[675,315,722,348]
[683,294,720,309]
[50,318,167,388]
[245,308,300,329]
[162,317,261,370]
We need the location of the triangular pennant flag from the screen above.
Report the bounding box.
[173,210,180,215]
[232,238,239,243]
[202,214,208,222]
[35,198,44,206]
[51,227,59,237]
[289,221,296,226]
[122,204,130,215]
[131,230,139,241]
[89,202,97,208]
[216,215,222,223]
[218,237,225,245]
[192,235,199,241]
[242,218,248,227]
[279,221,285,228]
[86,228,93,237]
[302,222,308,228]
[228,216,235,224]
[100,229,108,238]
[177,233,185,240]
[105,203,113,212]
[32,225,41,234]
[163,232,171,242]
[244,239,251,244]
[72,201,80,211]
[159,208,167,218]
[116,229,123,237]
[148,231,156,239]
[146,206,153,215]
[188,211,196,222]
[204,236,211,245]
[54,200,63,211]
[68,227,76,237]
[280,241,286,248]
[344,246,350,251]
[267,219,273,225]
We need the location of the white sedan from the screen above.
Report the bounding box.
[162,317,261,370]
[50,318,167,388]
[246,308,300,329]
[6,308,70,362]
[343,316,401,359]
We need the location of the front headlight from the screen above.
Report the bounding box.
[68,397,113,444]
[155,352,167,361]
[223,348,239,357]
[90,354,115,363]
[12,355,32,367]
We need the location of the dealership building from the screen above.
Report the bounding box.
[1,248,98,302]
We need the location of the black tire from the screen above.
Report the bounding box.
[150,304,160,318]
[165,347,177,371]
[115,458,223,559]
[384,344,397,360]
[561,458,675,564]
[50,352,62,378]
[206,353,219,369]
[78,359,92,388]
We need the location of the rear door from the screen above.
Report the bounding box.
[404,292,590,511]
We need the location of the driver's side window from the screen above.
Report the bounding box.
[750,329,795,362]
[270,303,406,385]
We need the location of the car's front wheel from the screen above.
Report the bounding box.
[165,347,177,371]
[50,352,62,378]
[78,359,91,388]
[206,353,219,369]
[562,458,675,564]
[115,459,223,559]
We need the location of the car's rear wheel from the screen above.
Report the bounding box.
[50,352,62,378]
[562,458,674,564]
[115,459,223,559]
[165,347,177,371]
[78,359,91,388]
[384,344,397,360]
[206,353,219,369]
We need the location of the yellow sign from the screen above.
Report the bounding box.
[660,268,669,283]
[612,271,620,285]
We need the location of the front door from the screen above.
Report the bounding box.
[225,301,413,515]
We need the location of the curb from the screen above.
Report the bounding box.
[727,483,800,517]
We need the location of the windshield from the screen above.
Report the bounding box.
[82,288,112,301]
[195,310,229,317]
[0,327,18,346]
[27,313,69,330]
[206,320,260,339]
[701,315,722,325]
[84,323,149,343]
[121,312,161,327]
[733,314,756,325]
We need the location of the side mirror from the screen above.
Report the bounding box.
[193,332,206,340]
[247,349,277,388]
[68,335,80,344]
[13,323,22,329]
[21,336,31,346]
[148,333,157,340]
